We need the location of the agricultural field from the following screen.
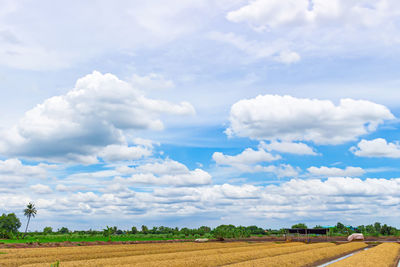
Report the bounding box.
[330,242,400,267]
[0,241,374,267]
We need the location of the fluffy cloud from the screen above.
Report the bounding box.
[226,95,394,144]
[212,148,298,177]
[3,177,400,228]
[0,158,52,183]
[350,138,400,158]
[226,0,338,29]
[279,177,400,196]
[213,148,280,165]
[59,159,212,188]
[227,0,400,31]
[219,183,261,199]
[120,159,212,186]
[124,169,211,187]
[260,141,317,155]
[30,184,52,194]
[307,166,365,177]
[0,71,194,163]
[98,145,152,162]
[225,0,400,64]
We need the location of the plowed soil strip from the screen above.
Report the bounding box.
[226,242,367,267]
[29,243,337,267]
[329,243,400,267]
[2,242,302,267]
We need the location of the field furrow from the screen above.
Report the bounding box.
[30,242,335,267]
[330,243,400,267]
[0,241,261,257]
[1,242,301,266]
[227,242,367,267]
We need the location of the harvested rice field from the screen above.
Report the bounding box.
[0,241,375,267]
[330,242,400,267]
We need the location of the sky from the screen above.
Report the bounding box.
[1,0,400,231]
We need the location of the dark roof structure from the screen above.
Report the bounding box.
[285,228,329,235]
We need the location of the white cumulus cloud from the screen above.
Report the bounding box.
[98,144,152,162]
[30,184,52,194]
[114,159,212,187]
[350,138,400,158]
[226,94,394,145]
[307,166,365,177]
[0,71,195,163]
[212,148,280,165]
[212,148,298,177]
[0,158,52,183]
[260,141,317,155]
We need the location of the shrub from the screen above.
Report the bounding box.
[43,227,53,234]
[0,213,21,236]
[58,227,69,234]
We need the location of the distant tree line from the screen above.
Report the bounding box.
[1,211,399,240]
[290,222,400,237]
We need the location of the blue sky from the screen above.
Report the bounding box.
[1,0,400,231]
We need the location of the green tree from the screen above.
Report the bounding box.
[23,202,37,236]
[141,225,148,234]
[0,213,21,238]
[131,226,138,234]
[246,225,265,235]
[374,222,381,233]
[58,227,69,234]
[291,223,307,229]
[357,225,365,233]
[43,226,53,234]
[212,225,250,240]
[365,224,375,235]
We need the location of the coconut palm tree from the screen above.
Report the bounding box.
[23,202,37,236]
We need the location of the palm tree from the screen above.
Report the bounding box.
[23,202,37,236]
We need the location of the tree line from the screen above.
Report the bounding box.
[291,222,399,236]
[1,204,399,240]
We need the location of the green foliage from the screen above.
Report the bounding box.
[0,213,21,238]
[50,260,60,267]
[329,222,353,235]
[245,225,265,235]
[291,223,307,229]
[141,225,148,234]
[357,222,398,236]
[103,226,117,240]
[43,227,53,234]
[131,226,138,234]
[23,202,37,237]
[57,227,69,234]
[212,224,250,240]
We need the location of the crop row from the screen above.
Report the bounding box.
[0,241,276,259]
[228,242,368,267]
[21,242,335,267]
[0,242,301,267]
[330,243,400,267]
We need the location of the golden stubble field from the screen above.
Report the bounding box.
[0,241,398,267]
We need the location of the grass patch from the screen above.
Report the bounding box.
[0,234,196,244]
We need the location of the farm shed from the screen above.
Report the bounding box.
[285,228,330,242]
